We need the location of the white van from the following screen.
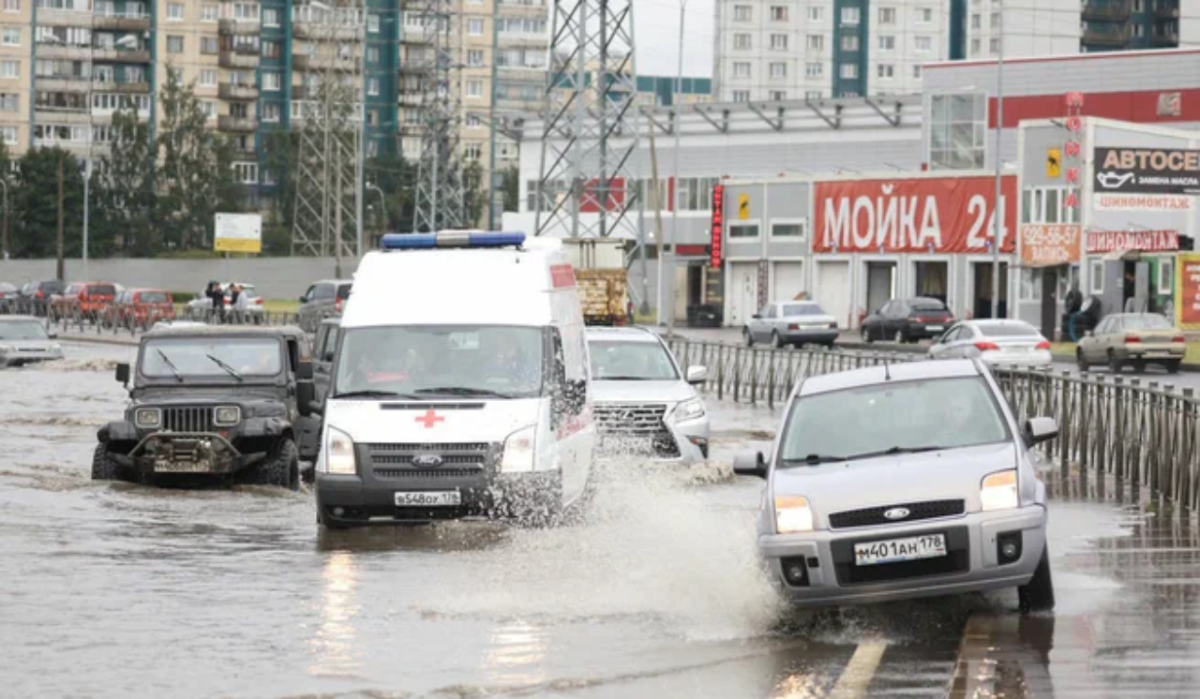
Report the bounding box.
[313,231,596,528]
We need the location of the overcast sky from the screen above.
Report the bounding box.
[634,0,716,77]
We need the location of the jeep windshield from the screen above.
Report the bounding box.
[333,325,546,399]
[140,338,283,379]
[0,321,50,341]
[779,377,1010,467]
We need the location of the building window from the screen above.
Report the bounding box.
[805,62,823,77]
[2,0,18,11]
[841,35,859,51]
[2,28,19,46]
[467,49,484,66]
[466,114,482,129]
[840,7,860,25]
[262,102,280,122]
[262,7,279,26]
[1158,257,1174,295]
[201,3,218,21]
[807,34,823,50]
[769,62,787,78]
[915,36,932,52]
[971,13,981,29]
[0,60,16,79]
[264,40,280,59]
[729,223,759,239]
[464,143,482,161]
[929,92,986,170]
[970,38,981,56]
[199,69,217,87]
[806,6,823,21]
[770,90,787,101]
[877,64,894,78]
[770,5,787,21]
[366,46,379,63]
[771,220,806,239]
[0,126,15,145]
[806,90,822,100]
[167,2,183,20]
[466,79,483,98]
[990,12,999,28]
[199,100,215,117]
[0,93,17,112]
[732,89,750,103]
[733,61,751,78]
[233,162,258,184]
[468,18,483,35]
[1020,268,1043,302]
[262,71,281,91]
[368,13,379,33]
[919,8,933,23]
[840,64,858,79]
[879,7,896,24]
[733,4,752,21]
[167,35,183,53]
[734,33,752,50]
[913,65,922,79]
[989,38,1000,54]
[367,77,379,96]
[770,33,788,50]
[878,35,895,51]
[200,36,218,54]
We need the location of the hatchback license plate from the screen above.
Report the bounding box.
[854,534,947,566]
[395,491,461,507]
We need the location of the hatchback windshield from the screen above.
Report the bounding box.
[780,377,1009,464]
[782,304,826,317]
[334,325,545,399]
[911,300,948,312]
[141,338,282,378]
[1123,314,1172,330]
[0,321,50,341]
[589,340,678,381]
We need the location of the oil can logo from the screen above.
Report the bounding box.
[883,507,911,521]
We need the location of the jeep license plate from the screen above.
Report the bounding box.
[395,491,461,507]
[155,462,211,473]
[854,533,947,566]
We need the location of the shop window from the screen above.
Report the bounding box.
[770,220,806,239]
[929,93,985,171]
[1020,268,1042,302]
[1158,258,1174,296]
[1089,260,1104,295]
[729,223,759,239]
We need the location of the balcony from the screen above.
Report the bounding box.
[291,54,312,71]
[1152,30,1179,47]
[293,22,360,41]
[231,142,257,158]
[497,33,549,49]
[1082,26,1131,47]
[33,109,92,125]
[219,82,259,100]
[34,43,91,60]
[92,47,151,63]
[1081,0,1132,22]
[93,12,151,30]
[1155,4,1181,19]
[219,48,260,69]
[37,76,91,93]
[35,8,93,27]
[219,17,261,35]
[89,80,151,93]
[218,115,258,132]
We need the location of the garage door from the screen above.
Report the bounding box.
[817,261,851,328]
[727,262,759,327]
[771,261,805,302]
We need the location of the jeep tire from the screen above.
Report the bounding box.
[91,445,122,481]
[252,438,300,491]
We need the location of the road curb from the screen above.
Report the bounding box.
[832,338,1200,373]
[57,333,139,347]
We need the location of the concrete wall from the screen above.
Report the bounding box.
[0,257,358,300]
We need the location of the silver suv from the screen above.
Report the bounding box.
[735,358,1057,612]
[585,327,709,465]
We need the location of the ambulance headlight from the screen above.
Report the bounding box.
[323,426,357,475]
[501,424,537,473]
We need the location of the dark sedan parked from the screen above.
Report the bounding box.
[862,297,955,344]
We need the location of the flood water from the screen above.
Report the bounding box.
[3,342,1200,698]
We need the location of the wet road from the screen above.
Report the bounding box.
[3,343,1200,698]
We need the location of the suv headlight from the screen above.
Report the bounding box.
[670,397,706,424]
[214,406,241,426]
[501,424,537,473]
[981,470,1019,511]
[323,426,357,475]
[775,496,814,534]
[134,408,161,428]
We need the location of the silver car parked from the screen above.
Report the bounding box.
[928,320,1053,368]
[0,316,63,367]
[744,301,839,349]
[735,358,1057,612]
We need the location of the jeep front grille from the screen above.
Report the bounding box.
[162,407,215,433]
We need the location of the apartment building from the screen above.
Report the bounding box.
[1080,0,1193,53]
[965,0,1080,59]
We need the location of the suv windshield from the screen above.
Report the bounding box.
[141,338,283,378]
[334,325,545,398]
[0,321,49,341]
[589,340,679,381]
[780,377,1009,465]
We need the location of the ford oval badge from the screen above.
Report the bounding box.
[412,454,444,468]
[883,507,911,521]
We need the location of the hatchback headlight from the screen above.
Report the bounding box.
[323,426,357,475]
[134,408,161,428]
[214,406,241,426]
[671,397,706,424]
[501,424,537,473]
[775,496,814,534]
[981,470,1019,511]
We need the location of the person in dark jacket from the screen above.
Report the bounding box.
[206,281,225,322]
[1064,283,1084,342]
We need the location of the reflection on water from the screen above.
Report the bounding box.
[483,620,549,687]
[309,551,362,678]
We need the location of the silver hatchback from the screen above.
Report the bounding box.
[735,359,1057,612]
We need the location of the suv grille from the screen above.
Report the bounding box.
[828,499,965,530]
[363,442,496,479]
[593,403,680,458]
[162,407,215,433]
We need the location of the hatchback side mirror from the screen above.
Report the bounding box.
[733,451,769,479]
[115,362,130,387]
[1025,417,1059,444]
[686,365,708,384]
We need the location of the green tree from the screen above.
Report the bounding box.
[260,129,299,256]
[92,107,158,257]
[364,150,416,238]
[12,147,84,259]
[462,160,485,228]
[501,165,520,214]
[157,68,244,251]
[0,139,12,259]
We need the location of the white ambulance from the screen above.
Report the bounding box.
[313,231,596,528]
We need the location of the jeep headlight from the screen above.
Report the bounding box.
[213,406,241,427]
[501,424,537,473]
[323,426,357,475]
[671,397,706,424]
[981,470,1019,511]
[134,408,161,428]
[775,496,814,534]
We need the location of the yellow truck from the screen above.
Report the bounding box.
[575,268,630,326]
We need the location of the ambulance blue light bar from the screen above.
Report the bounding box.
[381,231,527,250]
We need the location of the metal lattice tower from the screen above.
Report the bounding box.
[409,0,466,232]
[291,0,365,260]
[535,0,641,239]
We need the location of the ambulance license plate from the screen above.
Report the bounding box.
[395,491,461,507]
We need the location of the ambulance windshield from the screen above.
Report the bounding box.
[333,325,546,399]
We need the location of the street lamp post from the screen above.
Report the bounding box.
[0,177,8,261]
[666,0,688,337]
[991,3,1004,319]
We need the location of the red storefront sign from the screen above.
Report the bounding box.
[813,175,1018,254]
[710,183,724,268]
[1177,254,1200,329]
[1086,230,1179,254]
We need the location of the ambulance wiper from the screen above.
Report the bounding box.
[333,390,422,400]
[415,386,516,399]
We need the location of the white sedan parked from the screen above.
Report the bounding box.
[928,320,1053,368]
